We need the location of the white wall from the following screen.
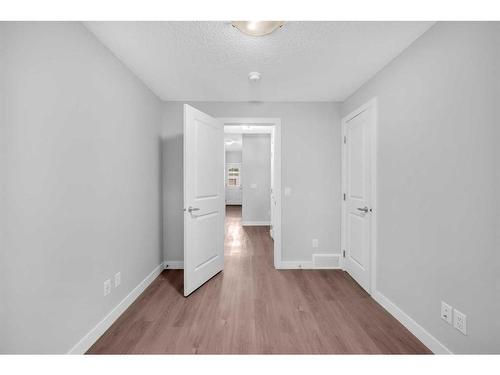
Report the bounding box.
[225,150,242,163]
[342,22,500,353]
[0,22,163,353]
[162,102,341,264]
[242,134,271,224]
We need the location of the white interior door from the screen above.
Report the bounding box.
[343,107,373,292]
[184,104,224,297]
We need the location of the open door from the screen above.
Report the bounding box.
[183,104,224,296]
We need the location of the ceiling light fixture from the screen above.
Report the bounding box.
[248,71,261,82]
[231,21,284,37]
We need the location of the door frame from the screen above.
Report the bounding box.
[219,117,282,269]
[340,98,378,294]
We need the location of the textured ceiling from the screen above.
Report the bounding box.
[84,21,434,102]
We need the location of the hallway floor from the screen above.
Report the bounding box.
[87,205,430,354]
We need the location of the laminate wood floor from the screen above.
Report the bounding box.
[87,205,431,354]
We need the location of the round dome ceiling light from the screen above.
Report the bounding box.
[232,21,284,37]
[248,71,261,82]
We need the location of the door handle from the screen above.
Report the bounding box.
[186,206,200,213]
[357,206,369,213]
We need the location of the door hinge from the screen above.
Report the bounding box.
[343,136,347,144]
[343,250,346,258]
[343,193,346,201]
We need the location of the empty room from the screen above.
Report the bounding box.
[1,1,500,372]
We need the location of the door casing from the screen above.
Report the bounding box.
[340,98,378,294]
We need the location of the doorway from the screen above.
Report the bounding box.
[341,98,377,294]
[221,118,282,269]
[225,129,272,224]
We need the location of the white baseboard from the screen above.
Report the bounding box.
[279,261,314,269]
[372,291,452,354]
[67,263,163,354]
[163,260,184,269]
[280,253,341,270]
[312,253,341,269]
[241,221,271,226]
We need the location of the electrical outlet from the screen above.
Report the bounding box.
[114,272,121,288]
[312,239,319,248]
[103,279,111,296]
[441,301,452,324]
[284,187,292,196]
[453,309,467,335]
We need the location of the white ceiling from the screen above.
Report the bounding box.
[84,21,434,102]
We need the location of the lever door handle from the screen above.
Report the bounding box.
[186,206,200,213]
[357,206,369,213]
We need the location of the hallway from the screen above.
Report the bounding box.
[87,206,430,354]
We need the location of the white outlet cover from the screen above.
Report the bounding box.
[104,279,111,296]
[250,183,257,189]
[441,301,452,324]
[284,187,292,196]
[114,272,121,287]
[453,309,467,335]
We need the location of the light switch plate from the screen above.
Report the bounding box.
[114,272,121,288]
[103,279,111,296]
[441,301,452,324]
[312,239,319,248]
[284,187,292,196]
[453,309,467,335]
